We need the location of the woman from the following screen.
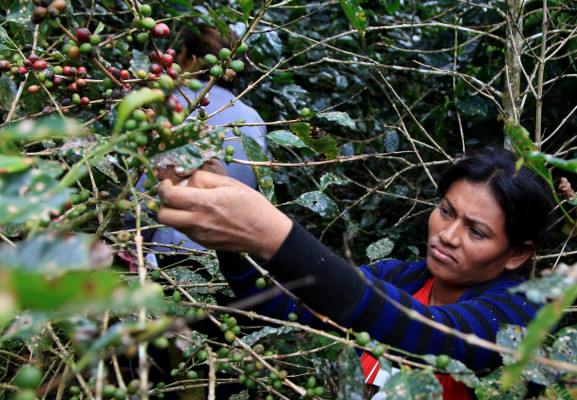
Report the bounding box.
[156,148,555,398]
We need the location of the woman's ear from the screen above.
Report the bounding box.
[505,240,534,271]
[177,46,198,73]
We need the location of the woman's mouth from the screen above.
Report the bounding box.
[431,245,456,264]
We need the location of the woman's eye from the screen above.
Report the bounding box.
[469,228,485,239]
[439,206,450,216]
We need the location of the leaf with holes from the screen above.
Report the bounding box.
[290,122,339,160]
[380,367,442,400]
[337,345,365,400]
[149,123,227,170]
[0,232,112,273]
[0,159,75,225]
[501,282,577,389]
[424,354,478,388]
[366,237,395,262]
[165,267,212,295]
[318,111,356,130]
[0,117,83,151]
[241,326,296,346]
[509,263,575,304]
[297,191,339,219]
[475,367,528,400]
[319,172,351,192]
[550,326,577,366]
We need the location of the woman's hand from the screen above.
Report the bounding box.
[156,169,293,260]
[154,158,227,185]
[559,177,576,200]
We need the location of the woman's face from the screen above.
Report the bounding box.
[427,178,528,287]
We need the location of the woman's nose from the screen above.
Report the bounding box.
[439,221,461,247]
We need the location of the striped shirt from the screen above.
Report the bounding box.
[218,221,541,373]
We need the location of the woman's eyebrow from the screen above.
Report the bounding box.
[444,197,495,235]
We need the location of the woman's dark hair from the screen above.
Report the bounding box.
[178,23,248,89]
[437,148,556,275]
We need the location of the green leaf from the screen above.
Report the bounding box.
[509,263,572,304]
[0,154,35,174]
[188,252,220,278]
[242,133,275,201]
[6,0,34,27]
[319,172,351,192]
[475,367,528,400]
[90,157,119,184]
[501,282,577,389]
[296,191,339,219]
[289,122,339,160]
[0,232,112,274]
[165,267,212,295]
[239,0,254,19]
[497,325,554,387]
[384,0,401,14]
[424,355,479,388]
[524,151,577,175]
[366,237,395,262]
[94,22,105,35]
[551,326,577,364]
[0,159,74,225]
[114,88,165,135]
[0,25,12,50]
[129,49,150,78]
[0,232,119,314]
[0,117,83,152]
[339,0,367,35]
[267,130,307,148]
[241,326,296,346]
[317,111,356,129]
[0,311,56,341]
[165,0,196,12]
[434,105,448,135]
[504,119,551,181]
[380,367,442,399]
[337,345,366,400]
[149,123,226,170]
[207,7,232,42]
[2,270,119,312]
[455,96,487,117]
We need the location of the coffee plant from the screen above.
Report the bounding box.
[1,0,577,399]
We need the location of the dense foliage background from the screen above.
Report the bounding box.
[1,0,577,399]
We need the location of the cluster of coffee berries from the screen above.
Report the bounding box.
[61,188,111,222]
[61,28,101,61]
[132,5,170,43]
[31,0,66,25]
[0,47,49,80]
[136,48,181,83]
[203,43,248,82]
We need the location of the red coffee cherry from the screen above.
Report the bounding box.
[76,28,91,43]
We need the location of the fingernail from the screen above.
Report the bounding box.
[178,179,189,187]
[175,166,184,173]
